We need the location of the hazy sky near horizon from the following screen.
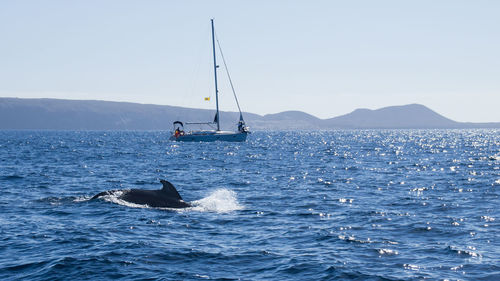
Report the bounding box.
[1,0,499,122]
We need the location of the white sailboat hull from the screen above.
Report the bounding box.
[170,130,248,142]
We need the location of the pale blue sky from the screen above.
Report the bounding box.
[1,0,499,122]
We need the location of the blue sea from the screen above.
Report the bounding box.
[0,130,498,280]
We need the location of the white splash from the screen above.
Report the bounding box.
[404,264,421,271]
[73,195,92,202]
[481,216,495,222]
[190,188,244,213]
[99,190,150,209]
[378,248,399,255]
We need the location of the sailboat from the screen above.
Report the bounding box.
[169,19,250,142]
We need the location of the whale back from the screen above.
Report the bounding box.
[160,179,183,200]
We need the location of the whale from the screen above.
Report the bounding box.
[92,179,191,208]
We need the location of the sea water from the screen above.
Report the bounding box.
[0,130,498,280]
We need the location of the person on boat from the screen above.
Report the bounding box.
[238,121,247,133]
[174,127,184,137]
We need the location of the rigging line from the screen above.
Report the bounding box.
[214,31,244,118]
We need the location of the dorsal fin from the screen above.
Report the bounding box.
[159,179,183,200]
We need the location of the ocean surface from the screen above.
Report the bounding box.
[0,130,498,280]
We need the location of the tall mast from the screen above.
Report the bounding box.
[211,19,220,131]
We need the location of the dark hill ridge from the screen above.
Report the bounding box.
[0,97,498,130]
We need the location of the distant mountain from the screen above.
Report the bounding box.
[0,97,498,130]
[324,104,460,129]
[251,111,324,130]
